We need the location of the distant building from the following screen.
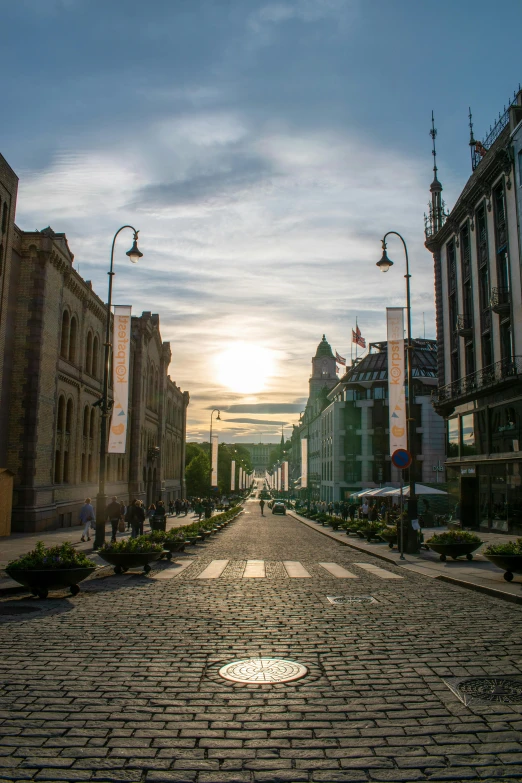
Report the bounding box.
[240,443,271,474]
[319,340,445,502]
[0,152,189,532]
[426,91,522,533]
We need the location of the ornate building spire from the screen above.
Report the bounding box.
[424,111,447,239]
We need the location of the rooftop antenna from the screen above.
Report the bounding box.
[430,110,438,182]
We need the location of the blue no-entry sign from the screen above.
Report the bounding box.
[391,448,412,470]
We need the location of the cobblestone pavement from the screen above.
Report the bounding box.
[1,496,522,782]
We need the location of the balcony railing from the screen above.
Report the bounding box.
[433,356,522,406]
[455,314,473,337]
[490,287,511,315]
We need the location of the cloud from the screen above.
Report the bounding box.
[223,418,289,425]
[222,403,306,414]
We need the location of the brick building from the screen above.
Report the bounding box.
[0,153,189,532]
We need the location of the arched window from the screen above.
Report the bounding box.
[83,405,89,437]
[89,408,96,440]
[92,335,99,378]
[65,399,73,433]
[60,311,70,358]
[86,331,93,375]
[54,396,66,483]
[155,370,160,412]
[68,316,78,363]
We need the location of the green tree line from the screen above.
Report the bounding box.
[185,443,253,497]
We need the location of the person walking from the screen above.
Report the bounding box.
[154,500,167,532]
[106,496,123,543]
[259,498,265,516]
[136,500,145,536]
[168,500,174,516]
[79,497,95,542]
[361,499,369,522]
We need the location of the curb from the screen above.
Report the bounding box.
[289,511,522,606]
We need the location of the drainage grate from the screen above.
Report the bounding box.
[0,605,42,617]
[327,595,377,605]
[219,658,308,684]
[444,676,522,706]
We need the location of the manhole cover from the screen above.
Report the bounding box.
[219,658,308,683]
[327,595,377,605]
[0,605,41,616]
[444,676,522,706]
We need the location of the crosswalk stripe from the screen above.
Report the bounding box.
[283,561,312,578]
[353,563,403,579]
[243,560,266,578]
[318,562,358,579]
[151,560,194,579]
[197,560,229,579]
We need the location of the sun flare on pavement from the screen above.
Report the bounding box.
[215,343,276,394]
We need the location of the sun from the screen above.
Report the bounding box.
[215,343,276,394]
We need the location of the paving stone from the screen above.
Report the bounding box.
[2,506,522,782]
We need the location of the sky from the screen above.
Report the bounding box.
[2,0,522,443]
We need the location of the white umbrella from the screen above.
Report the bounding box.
[385,483,448,497]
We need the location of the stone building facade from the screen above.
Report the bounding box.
[0,152,189,532]
[426,91,522,533]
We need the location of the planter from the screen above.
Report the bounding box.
[5,567,97,598]
[483,554,522,582]
[425,541,484,562]
[162,541,186,559]
[380,532,398,549]
[98,550,165,574]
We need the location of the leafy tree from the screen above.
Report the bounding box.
[185,452,210,497]
[185,442,205,467]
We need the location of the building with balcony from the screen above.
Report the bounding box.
[426,91,522,533]
[0,152,189,532]
[319,340,445,502]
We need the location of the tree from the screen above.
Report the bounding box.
[186,442,205,467]
[185,452,210,497]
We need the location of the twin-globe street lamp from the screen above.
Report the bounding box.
[94,226,143,550]
[377,231,418,554]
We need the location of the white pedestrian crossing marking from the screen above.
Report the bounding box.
[318,562,358,579]
[283,561,312,578]
[353,563,403,579]
[243,560,266,578]
[151,560,194,579]
[197,560,229,579]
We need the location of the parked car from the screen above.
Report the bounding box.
[272,502,286,515]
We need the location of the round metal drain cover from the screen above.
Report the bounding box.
[219,658,307,684]
[459,677,522,704]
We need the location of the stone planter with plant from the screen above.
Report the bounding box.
[483,538,522,582]
[6,542,97,598]
[425,529,484,562]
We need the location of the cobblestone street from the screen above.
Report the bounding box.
[1,497,522,783]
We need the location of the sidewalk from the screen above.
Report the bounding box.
[0,511,208,592]
[289,510,522,605]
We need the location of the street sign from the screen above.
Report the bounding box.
[391,448,412,470]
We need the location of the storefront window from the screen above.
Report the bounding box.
[490,400,522,454]
[447,418,459,458]
[461,413,477,456]
[446,465,460,521]
[507,462,522,535]
[478,472,489,528]
[489,464,509,532]
[476,408,488,455]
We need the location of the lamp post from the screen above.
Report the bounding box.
[94,226,143,549]
[377,231,418,553]
[209,409,221,494]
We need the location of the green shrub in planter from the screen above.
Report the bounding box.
[7,541,95,571]
[426,530,482,545]
[100,537,163,554]
[483,538,522,556]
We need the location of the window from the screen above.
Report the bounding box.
[60,311,70,358]
[1,202,7,234]
[86,332,93,374]
[54,396,66,483]
[68,317,77,363]
[461,413,477,456]
[447,417,459,458]
[92,336,99,378]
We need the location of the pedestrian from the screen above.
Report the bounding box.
[126,499,137,537]
[183,500,188,516]
[260,498,265,516]
[136,500,145,536]
[168,500,174,515]
[147,503,156,518]
[175,498,181,516]
[154,500,167,532]
[361,499,369,521]
[106,496,123,543]
[79,497,95,542]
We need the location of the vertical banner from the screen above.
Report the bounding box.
[301,439,308,489]
[239,467,243,489]
[211,434,219,487]
[277,466,281,491]
[108,305,132,454]
[283,461,289,492]
[231,460,236,491]
[386,307,408,454]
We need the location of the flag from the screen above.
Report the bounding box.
[335,351,346,365]
[352,326,366,348]
[475,141,488,158]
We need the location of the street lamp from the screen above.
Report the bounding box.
[377,231,418,554]
[94,225,143,549]
[209,409,221,493]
